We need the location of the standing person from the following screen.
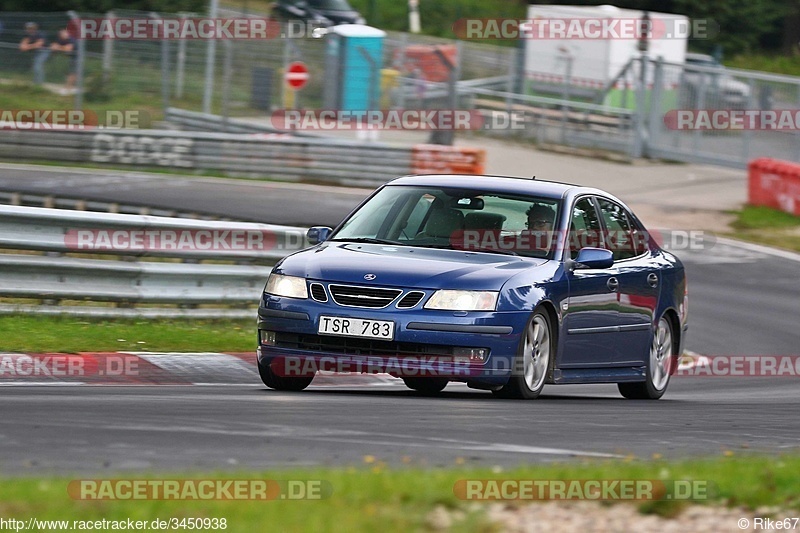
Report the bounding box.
[51,28,76,92]
[19,22,50,85]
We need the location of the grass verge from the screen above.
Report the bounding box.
[0,315,255,353]
[0,455,799,532]
[726,205,800,253]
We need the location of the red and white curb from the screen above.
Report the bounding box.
[0,352,400,387]
[0,351,710,386]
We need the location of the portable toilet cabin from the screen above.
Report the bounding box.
[323,25,386,111]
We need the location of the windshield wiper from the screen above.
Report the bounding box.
[330,238,402,246]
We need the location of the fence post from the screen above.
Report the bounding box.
[175,12,188,99]
[796,83,800,161]
[428,43,459,146]
[102,11,114,83]
[67,11,85,110]
[741,77,757,164]
[646,57,664,158]
[505,47,517,136]
[632,56,649,159]
[152,12,170,115]
[691,69,708,159]
[513,38,525,95]
[397,32,408,110]
[221,40,233,132]
[202,0,219,113]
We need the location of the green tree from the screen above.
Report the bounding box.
[0,0,206,11]
[672,0,787,55]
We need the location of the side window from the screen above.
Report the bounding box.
[627,212,650,256]
[569,197,603,260]
[597,198,636,261]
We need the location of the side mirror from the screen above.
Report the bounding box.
[307,226,333,245]
[573,247,613,270]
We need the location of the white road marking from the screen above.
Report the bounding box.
[714,236,800,263]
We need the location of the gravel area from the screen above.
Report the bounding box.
[427,502,796,532]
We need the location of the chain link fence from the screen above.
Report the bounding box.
[2,9,800,167]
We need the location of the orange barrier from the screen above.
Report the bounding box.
[411,145,486,175]
[395,45,458,83]
[748,158,800,216]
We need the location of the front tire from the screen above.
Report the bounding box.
[618,315,675,400]
[258,358,314,391]
[493,309,553,399]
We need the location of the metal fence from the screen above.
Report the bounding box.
[3,10,800,168]
[0,204,303,317]
[643,58,800,167]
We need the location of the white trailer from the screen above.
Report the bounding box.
[523,4,688,93]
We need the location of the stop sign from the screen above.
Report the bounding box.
[285,62,309,90]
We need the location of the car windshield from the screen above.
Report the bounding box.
[308,0,353,11]
[330,185,561,259]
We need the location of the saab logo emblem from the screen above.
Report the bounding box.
[363,274,377,281]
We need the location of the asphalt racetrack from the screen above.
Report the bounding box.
[1,164,799,473]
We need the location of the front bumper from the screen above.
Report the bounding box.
[257,294,528,386]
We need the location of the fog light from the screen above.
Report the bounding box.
[453,347,488,362]
[260,330,276,345]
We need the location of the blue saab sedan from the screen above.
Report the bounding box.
[257,175,688,399]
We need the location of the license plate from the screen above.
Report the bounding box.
[318,315,395,340]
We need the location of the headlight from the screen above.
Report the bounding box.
[424,290,498,311]
[265,274,308,299]
[355,16,367,24]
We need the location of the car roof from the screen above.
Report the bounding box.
[387,174,584,200]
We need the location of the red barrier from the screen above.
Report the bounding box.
[411,145,486,175]
[748,158,800,216]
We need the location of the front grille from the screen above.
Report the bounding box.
[274,332,456,358]
[397,291,425,309]
[309,283,327,302]
[329,284,402,308]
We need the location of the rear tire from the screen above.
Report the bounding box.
[618,315,675,400]
[258,359,314,391]
[493,309,553,399]
[403,377,448,394]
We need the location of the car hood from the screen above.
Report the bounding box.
[276,242,547,290]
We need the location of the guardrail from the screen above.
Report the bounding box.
[0,128,486,186]
[0,205,305,317]
[164,107,319,137]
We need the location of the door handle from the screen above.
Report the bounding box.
[607,277,619,292]
[647,273,659,288]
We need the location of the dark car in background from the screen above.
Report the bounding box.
[272,0,366,28]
